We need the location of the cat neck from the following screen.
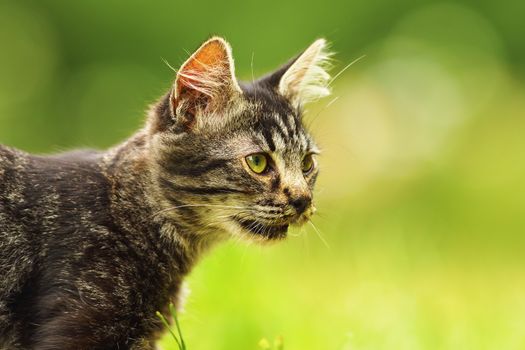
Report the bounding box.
[100,130,223,273]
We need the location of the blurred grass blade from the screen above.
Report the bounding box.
[169,303,186,350]
[156,310,183,350]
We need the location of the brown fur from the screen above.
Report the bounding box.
[0,37,331,349]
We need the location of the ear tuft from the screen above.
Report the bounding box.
[171,37,241,113]
[278,39,333,106]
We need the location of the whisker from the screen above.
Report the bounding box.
[251,51,257,101]
[328,54,366,86]
[161,57,178,73]
[302,225,310,256]
[151,204,251,218]
[307,95,340,128]
[324,96,340,109]
[308,220,330,249]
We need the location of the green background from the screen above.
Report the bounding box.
[1,0,524,349]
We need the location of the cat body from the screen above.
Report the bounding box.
[0,37,331,349]
[0,140,184,349]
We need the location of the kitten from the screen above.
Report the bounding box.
[0,37,332,349]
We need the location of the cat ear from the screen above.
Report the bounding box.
[170,37,242,120]
[277,39,332,107]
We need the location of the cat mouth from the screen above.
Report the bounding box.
[235,218,289,240]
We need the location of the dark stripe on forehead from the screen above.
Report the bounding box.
[280,113,305,146]
[306,138,314,152]
[277,112,293,134]
[296,131,308,151]
[293,114,303,136]
[284,114,303,144]
[256,121,276,152]
[271,124,288,142]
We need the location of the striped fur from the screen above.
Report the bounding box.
[0,37,331,349]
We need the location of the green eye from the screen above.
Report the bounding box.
[246,153,269,174]
[302,154,315,174]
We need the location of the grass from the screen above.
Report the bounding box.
[158,304,284,350]
[157,304,186,350]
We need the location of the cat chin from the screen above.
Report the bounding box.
[224,219,289,243]
[224,207,318,243]
[239,219,289,240]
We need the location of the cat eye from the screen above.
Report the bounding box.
[301,154,315,174]
[245,153,269,174]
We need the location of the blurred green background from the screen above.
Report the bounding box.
[1,0,525,349]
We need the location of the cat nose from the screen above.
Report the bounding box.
[290,195,311,215]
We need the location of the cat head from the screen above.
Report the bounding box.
[148,37,332,243]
